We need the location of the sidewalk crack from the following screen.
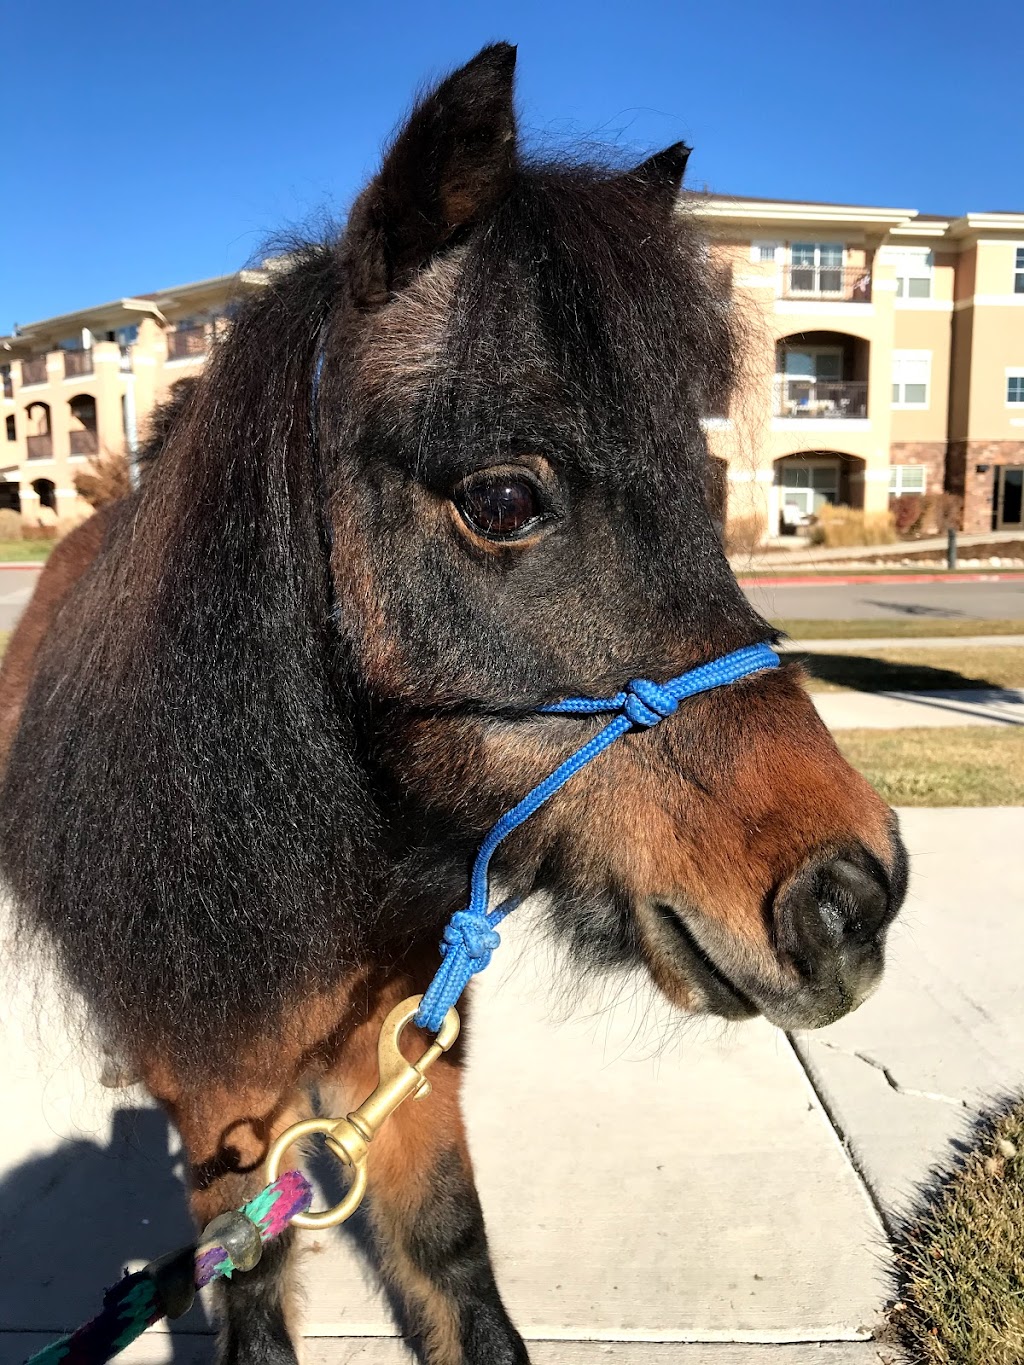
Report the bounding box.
[817,1041,970,1108]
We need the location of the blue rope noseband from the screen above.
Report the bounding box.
[415,640,779,1031]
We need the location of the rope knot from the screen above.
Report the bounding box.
[442,911,501,966]
[622,678,678,728]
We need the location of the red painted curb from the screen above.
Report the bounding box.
[0,561,45,571]
[737,571,1024,588]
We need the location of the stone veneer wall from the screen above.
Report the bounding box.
[947,441,1024,533]
[888,442,948,494]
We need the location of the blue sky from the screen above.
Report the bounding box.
[3,0,1017,329]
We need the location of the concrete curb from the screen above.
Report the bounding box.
[737,571,1024,588]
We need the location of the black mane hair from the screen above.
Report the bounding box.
[0,104,741,1079]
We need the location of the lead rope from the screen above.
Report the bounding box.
[24,1172,313,1365]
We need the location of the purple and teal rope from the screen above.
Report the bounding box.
[24,1170,313,1365]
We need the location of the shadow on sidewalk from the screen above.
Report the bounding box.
[797,652,1001,693]
[0,1105,212,1362]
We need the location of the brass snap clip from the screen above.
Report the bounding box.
[265,995,460,1230]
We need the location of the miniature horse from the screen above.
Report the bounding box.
[0,44,907,1365]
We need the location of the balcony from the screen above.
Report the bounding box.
[70,428,99,455]
[26,433,53,460]
[773,377,868,419]
[780,266,871,303]
[21,356,48,386]
[63,349,94,379]
[2,372,11,399]
[167,325,208,360]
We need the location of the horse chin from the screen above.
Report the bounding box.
[640,901,760,1022]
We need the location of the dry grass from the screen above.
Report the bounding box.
[775,618,1024,641]
[797,647,1024,693]
[889,1100,1024,1363]
[836,727,1024,806]
[808,504,897,548]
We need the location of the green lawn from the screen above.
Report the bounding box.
[775,618,1024,640]
[837,727,1024,806]
[0,539,52,562]
[797,647,1024,694]
[888,1100,1024,1363]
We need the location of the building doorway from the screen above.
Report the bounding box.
[995,466,1024,530]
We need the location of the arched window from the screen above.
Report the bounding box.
[69,394,99,455]
[31,477,57,512]
[24,402,52,460]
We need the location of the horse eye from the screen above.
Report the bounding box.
[456,475,545,539]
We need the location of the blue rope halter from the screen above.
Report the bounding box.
[415,641,779,1031]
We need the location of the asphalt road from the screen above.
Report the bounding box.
[3,565,1024,634]
[0,567,39,632]
[746,576,1024,621]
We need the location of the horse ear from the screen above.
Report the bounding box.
[623,142,690,205]
[346,42,518,306]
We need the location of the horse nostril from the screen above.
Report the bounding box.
[775,847,896,981]
[820,856,892,946]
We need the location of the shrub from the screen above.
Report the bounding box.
[74,449,132,509]
[891,491,963,538]
[924,492,962,534]
[0,508,22,539]
[892,493,925,537]
[723,515,765,556]
[808,504,896,548]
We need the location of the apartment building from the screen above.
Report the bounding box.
[0,267,270,524]
[2,200,1022,536]
[702,197,1024,536]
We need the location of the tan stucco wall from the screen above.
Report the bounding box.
[972,238,1024,295]
[891,308,953,442]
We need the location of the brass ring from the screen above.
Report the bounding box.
[265,1119,370,1230]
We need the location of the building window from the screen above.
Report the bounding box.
[1007,370,1024,405]
[751,240,779,263]
[889,464,927,496]
[892,350,931,408]
[892,248,934,299]
[790,243,844,294]
[1015,248,1024,295]
[5,415,15,441]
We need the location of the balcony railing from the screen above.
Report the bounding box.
[70,428,99,455]
[26,433,53,459]
[63,349,94,378]
[167,325,208,360]
[119,347,132,372]
[2,372,12,398]
[21,356,48,386]
[774,377,868,419]
[780,266,872,303]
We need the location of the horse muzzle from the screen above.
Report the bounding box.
[647,834,908,1031]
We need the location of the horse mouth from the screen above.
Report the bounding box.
[652,902,759,1021]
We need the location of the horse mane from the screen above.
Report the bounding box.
[0,163,739,1079]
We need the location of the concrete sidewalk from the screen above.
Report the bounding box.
[793,808,1024,1223]
[812,686,1024,729]
[6,809,1023,1362]
[783,634,1024,651]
